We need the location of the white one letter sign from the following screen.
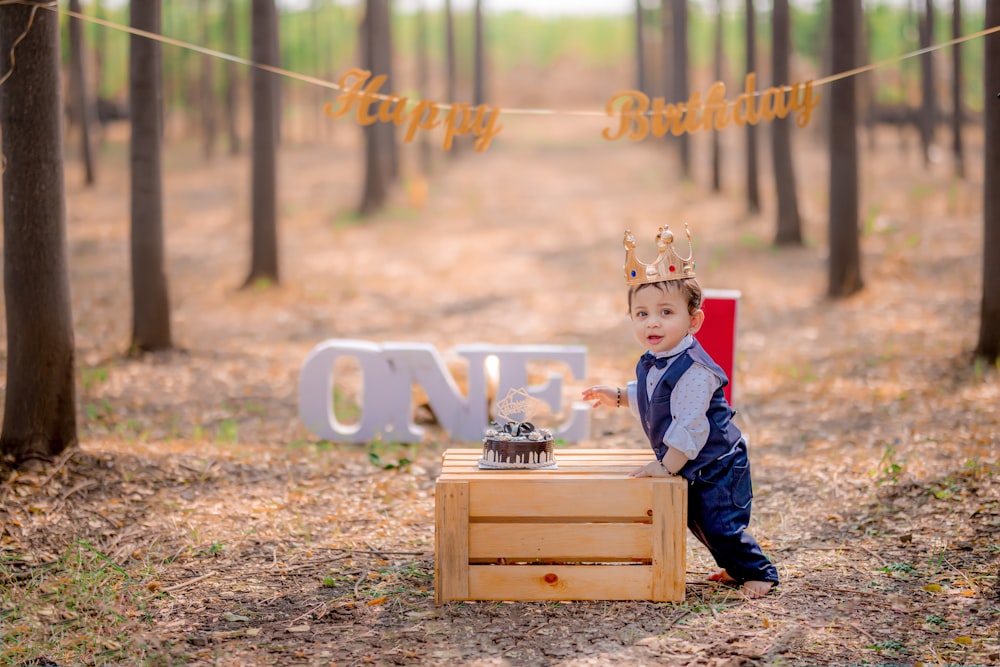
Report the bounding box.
[298,340,590,443]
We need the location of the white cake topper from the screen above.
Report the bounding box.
[495,387,549,426]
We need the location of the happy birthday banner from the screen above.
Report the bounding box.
[322,69,820,152]
[16,3,1000,154]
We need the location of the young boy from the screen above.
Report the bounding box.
[582,226,778,598]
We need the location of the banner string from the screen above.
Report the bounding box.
[4,0,1000,118]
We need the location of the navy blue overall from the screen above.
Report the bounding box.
[636,339,779,585]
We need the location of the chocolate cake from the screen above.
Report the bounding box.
[479,420,556,469]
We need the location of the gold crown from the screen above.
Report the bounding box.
[623,225,696,286]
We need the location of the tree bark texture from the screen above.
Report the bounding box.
[69,0,97,186]
[416,0,432,174]
[710,0,723,192]
[444,0,458,159]
[952,0,965,179]
[634,0,646,95]
[919,0,936,166]
[130,0,173,351]
[827,0,863,298]
[744,0,760,214]
[0,3,79,464]
[223,0,242,155]
[247,0,280,284]
[672,0,690,178]
[771,0,802,246]
[977,2,1000,361]
[359,0,392,216]
[200,0,217,162]
[661,0,673,116]
[473,0,485,106]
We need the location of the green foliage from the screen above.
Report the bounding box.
[367,441,415,471]
[332,387,360,423]
[871,440,903,486]
[868,639,906,653]
[214,418,239,443]
[80,365,109,391]
[878,562,916,574]
[0,542,159,666]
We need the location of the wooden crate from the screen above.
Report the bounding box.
[435,448,687,603]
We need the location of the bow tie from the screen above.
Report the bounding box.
[640,351,680,371]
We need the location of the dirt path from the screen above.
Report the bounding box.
[1,116,998,666]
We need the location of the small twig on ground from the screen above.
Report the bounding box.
[354,572,366,598]
[51,479,99,512]
[668,611,691,627]
[356,546,428,557]
[762,627,804,659]
[275,553,354,575]
[37,448,80,487]
[857,544,887,567]
[162,571,216,594]
[287,602,327,625]
[800,582,890,598]
[845,621,876,643]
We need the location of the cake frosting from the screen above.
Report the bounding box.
[479,420,555,469]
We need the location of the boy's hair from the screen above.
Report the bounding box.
[627,278,703,315]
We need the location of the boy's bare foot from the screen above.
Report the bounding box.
[708,570,774,598]
[741,580,774,598]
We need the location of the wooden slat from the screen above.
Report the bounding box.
[439,471,644,481]
[444,448,653,457]
[441,461,651,472]
[469,479,656,518]
[469,523,652,561]
[434,481,469,603]
[651,481,687,602]
[439,450,657,480]
[466,564,652,601]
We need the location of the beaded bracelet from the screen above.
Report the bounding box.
[616,387,621,408]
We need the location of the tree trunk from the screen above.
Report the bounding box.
[744,0,760,214]
[223,0,242,155]
[445,0,458,159]
[0,2,79,465]
[358,0,391,216]
[200,0,217,162]
[672,0,690,178]
[918,0,936,166]
[416,0,432,174]
[474,0,485,106]
[246,0,280,285]
[272,2,283,148]
[827,0,863,298]
[661,0,673,111]
[384,1,398,179]
[130,0,173,352]
[710,0,723,192]
[68,0,97,186]
[635,0,646,94]
[771,0,801,246]
[952,0,965,179]
[976,2,1000,362]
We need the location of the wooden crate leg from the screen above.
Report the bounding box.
[652,481,687,602]
[435,480,469,603]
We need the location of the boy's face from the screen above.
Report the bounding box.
[630,283,704,354]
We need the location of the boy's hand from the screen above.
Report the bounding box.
[628,461,672,478]
[582,385,621,409]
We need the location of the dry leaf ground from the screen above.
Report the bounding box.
[1,90,999,666]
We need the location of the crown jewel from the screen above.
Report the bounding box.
[623,225,696,286]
